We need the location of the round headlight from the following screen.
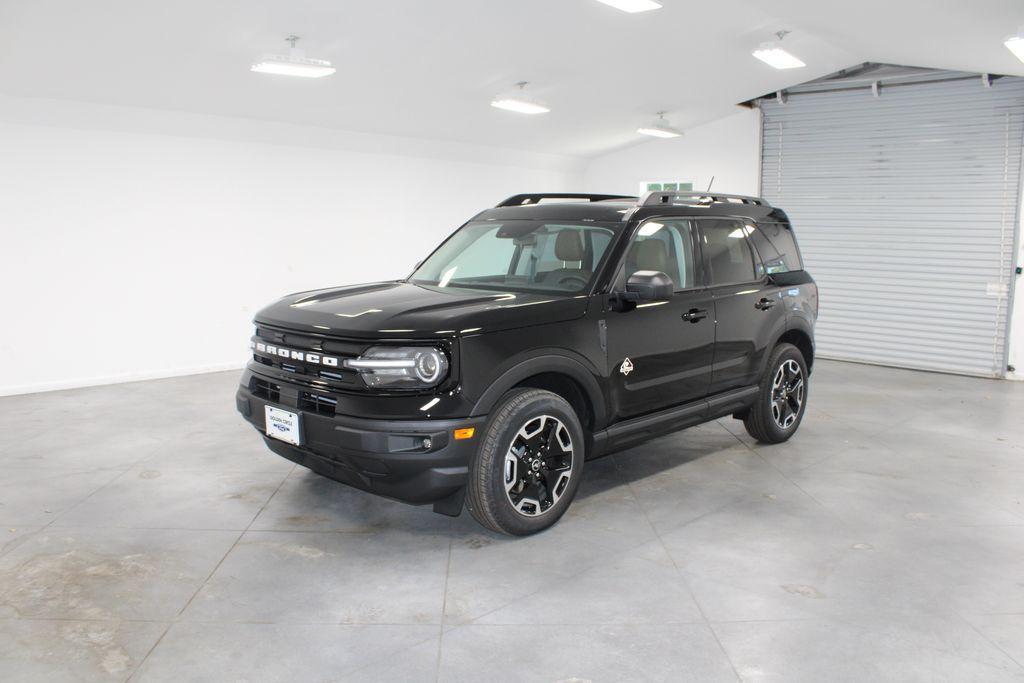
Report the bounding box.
[414,349,447,384]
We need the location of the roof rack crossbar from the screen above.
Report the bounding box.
[496,193,637,207]
[639,191,766,207]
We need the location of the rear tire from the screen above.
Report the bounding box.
[465,388,584,536]
[743,343,808,444]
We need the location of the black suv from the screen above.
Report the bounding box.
[236,192,817,535]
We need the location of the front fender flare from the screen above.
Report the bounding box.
[469,352,608,429]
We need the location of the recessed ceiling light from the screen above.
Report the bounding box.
[251,35,336,78]
[491,82,550,115]
[1007,31,1024,64]
[637,112,682,138]
[594,0,663,13]
[752,30,806,70]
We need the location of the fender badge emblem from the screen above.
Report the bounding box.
[620,358,634,376]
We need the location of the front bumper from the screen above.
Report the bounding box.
[235,375,485,511]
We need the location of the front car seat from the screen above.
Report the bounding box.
[539,230,591,288]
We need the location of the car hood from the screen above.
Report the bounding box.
[254,281,589,339]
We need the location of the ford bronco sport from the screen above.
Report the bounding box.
[236,191,817,535]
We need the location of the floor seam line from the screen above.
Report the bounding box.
[435,537,453,682]
[619,453,743,683]
[169,464,293,621]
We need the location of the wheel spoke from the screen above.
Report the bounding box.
[770,360,804,430]
[504,414,574,517]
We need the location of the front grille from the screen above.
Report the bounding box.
[298,391,337,416]
[252,325,366,389]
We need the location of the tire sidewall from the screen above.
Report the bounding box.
[476,391,585,535]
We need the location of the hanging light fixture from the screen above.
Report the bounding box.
[1007,28,1024,64]
[594,0,663,13]
[251,35,336,78]
[637,111,683,138]
[752,30,806,70]
[491,82,550,115]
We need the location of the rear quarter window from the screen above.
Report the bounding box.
[748,222,803,274]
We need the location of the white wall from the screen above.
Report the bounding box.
[4,96,1021,393]
[0,96,583,396]
[583,109,761,197]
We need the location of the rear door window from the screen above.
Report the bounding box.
[700,219,758,285]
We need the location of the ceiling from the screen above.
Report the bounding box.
[1,0,1022,158]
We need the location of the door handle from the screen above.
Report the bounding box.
[682,308,709,323]
[755,297,776,310]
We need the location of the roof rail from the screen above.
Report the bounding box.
[638,191,766,207]
[496,193,637,207]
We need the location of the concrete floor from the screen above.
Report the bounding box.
[1,360,1023,682]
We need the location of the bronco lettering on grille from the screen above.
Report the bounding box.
[251,341,340,367]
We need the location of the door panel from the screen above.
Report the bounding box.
[605,290,716,420]
[708,281,784,392]
[604,218,715,420]
[699,219,787,393]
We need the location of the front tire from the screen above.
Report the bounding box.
[743,343,808,444]
[465,388,584,536]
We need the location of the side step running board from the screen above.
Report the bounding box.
[589,385,759,459]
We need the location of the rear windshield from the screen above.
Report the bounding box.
[409,220,621,294]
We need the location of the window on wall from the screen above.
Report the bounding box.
[701,220,757,285]
[639,180,694,195]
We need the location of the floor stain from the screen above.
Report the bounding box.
[138,470,161,479]
[252,540,327,559]
[283,514,331,527]
[1,549,156,618]
[222,484,275,504]
[60,622,133,675]
[781,583,825,599]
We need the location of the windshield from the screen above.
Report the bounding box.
[409,220,621,294]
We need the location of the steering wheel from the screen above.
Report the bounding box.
[557,274,589,289]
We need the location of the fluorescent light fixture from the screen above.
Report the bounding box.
[752,45,806,69]
[491,81,550,115]
[491,98,550,114]
[637,125,681,138]
[251,57,335,78]
[1007,32,1024,64]
[251,35,336,78]
[594,0,663,13]
[637,111,682,138]
[753,31,805,69]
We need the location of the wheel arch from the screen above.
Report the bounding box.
[776,326,815,372]
[469,354,607,431]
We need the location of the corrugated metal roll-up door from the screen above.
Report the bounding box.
[760,74,1024,377]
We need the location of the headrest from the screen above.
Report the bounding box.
[633,239,668,273]
[554,230,584,261]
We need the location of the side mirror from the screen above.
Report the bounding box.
[610,270,674,311]
[627,270,674,301]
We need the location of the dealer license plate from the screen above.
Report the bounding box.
[264,406,302,446]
